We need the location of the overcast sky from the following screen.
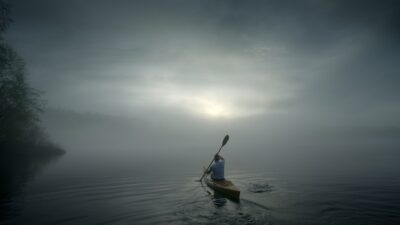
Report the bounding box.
[4,0,400,169]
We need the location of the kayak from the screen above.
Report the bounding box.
[204,177,240,200]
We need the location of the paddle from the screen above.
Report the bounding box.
[199,134,230,181]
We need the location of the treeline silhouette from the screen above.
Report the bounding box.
[0,0,64,157]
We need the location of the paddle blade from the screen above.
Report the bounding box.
[222,134,229,146]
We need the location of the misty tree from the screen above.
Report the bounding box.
[0,0,59,153]
[0,0,11,33]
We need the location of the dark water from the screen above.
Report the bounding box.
[1,153,400,225]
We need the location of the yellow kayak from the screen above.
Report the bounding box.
[204,177,240,200]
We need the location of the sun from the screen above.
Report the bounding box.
[196,98,232,119]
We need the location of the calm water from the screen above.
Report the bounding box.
[1,152,400,225]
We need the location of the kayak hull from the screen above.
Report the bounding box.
[205,178,240,200]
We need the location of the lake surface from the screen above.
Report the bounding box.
[1,152,400,225]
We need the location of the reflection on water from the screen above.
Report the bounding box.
[212,191,228,207]
[0,154,63,222]
[1,154,400,225]
[178,180,269,225]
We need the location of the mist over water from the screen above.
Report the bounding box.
[2,107,397,224]
[41,108,400,178]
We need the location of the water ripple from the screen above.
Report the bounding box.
[3,172,400,225]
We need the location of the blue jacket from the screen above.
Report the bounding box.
[209,159,225,180]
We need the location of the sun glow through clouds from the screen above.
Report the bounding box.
[142,82,268,119]
[190,97,233,119]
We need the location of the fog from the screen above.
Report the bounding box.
[5,0,400,175]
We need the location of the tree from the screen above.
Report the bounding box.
[0,0,62,154]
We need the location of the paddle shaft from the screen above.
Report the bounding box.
[199,145,224,181]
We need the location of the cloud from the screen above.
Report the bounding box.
[4,0,400,125]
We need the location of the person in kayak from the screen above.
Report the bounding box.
[206,154,225,181]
